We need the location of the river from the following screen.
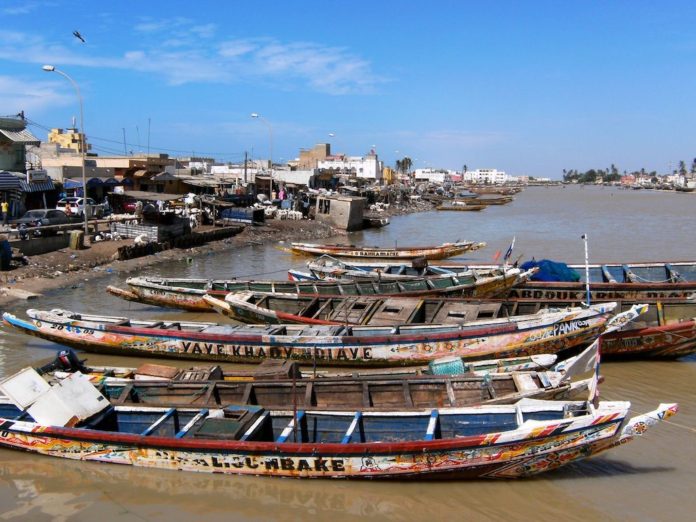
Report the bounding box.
[0,185,694,521]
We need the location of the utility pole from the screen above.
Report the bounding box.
[244,151,248,184]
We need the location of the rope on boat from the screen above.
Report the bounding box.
[662,419,696,434]
[599,393,696,434]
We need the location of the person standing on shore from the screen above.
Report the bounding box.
[1,200,8,226]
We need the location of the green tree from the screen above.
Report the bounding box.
[679,160,687,175]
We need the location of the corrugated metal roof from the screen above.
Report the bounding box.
[19,178,55,192]
[114,190,183,201]
[0,171,22,190]
[0,128,40,144]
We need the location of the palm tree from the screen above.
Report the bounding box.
[402,157,412,174]
[395,159,402,174]
[679,160,687,175]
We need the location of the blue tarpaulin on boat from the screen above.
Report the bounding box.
[520,259,581,282]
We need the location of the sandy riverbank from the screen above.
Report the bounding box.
[0,219,345,308]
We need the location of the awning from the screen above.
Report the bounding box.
[111,190,183,202]
[0,128,40,145]
[64,179,83,189]
[19,178,55,192]
[152,171,179,182]
[0,171,22,190]
[133,169,150,178]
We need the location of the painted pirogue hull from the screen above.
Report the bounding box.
[209,294,696,359]
[288,241,485,260]
[301,260,696,297]
[0,403,677,479]
[601,320,696,359]
[107,268,527,312]
[507,283,696,302]
[3,305,615,366]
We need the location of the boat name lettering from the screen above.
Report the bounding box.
[179,342,372,361]
[511,289,693,300]
[49,324,95,335]
[207,455,344,472]
[525,319,589,343]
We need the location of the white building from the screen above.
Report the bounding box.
[413,168,452,184]
[462,168,508,184]
[317,153,382,181]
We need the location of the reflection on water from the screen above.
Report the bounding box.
[0,186,695,521]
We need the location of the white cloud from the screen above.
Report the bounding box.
[0,25,383,95]
[1,2,41,15]
[0,76,73,113]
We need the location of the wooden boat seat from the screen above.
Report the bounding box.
[276,411,307,443]
[163,322,182,330]
[341,411,364,443]
[176,409,209,438]
[112,319,131,327]
[424,409,441,441]
[192,406,265,441]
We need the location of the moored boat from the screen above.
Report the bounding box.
[3,303,621,366]
[107,266,532,312]
[206,292,696,359]
[288,240,486,260]
[296,258,696,302]
[0,367,677,479]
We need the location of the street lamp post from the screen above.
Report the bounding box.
[251,113,273,198]
[43,65,89,237]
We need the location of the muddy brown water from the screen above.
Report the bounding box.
[0,185,694,521]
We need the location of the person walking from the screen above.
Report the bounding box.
[1,200,8,226]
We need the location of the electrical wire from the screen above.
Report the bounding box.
[24,117,248,161]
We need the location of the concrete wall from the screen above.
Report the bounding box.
[315,196,365,231]
[10,234,70,256]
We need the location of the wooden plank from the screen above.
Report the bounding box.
[276,411,305,443]
[115,383,134,404]
[141,408,176,436]
[445,380,456,406]
[425,409,440,441]
[240,411,269,441]
[241,383,253,405]
[303,381,314,407]
[341,412,363,444]
[402,381,414,407]
[175,409,208,438]
[362,382,370,408]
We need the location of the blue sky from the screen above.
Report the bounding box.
[1,0,695,178]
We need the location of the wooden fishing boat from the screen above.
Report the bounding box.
[106,266,532,312]
[288,240,486,260]
[38,364,593,411]
[205,292,696,359]
[0,368,677,479]
[289,255,519,283]
[475,196,515,205]
[296,259,696,302]
[436,202,487,211]
[2,303,620,366]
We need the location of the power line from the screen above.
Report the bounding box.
[24,118,248,160]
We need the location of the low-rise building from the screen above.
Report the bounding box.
[463,168,508,184]
[318,152,382,181]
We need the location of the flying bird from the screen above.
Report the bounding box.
[72,30,85,43]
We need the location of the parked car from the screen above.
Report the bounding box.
[11,209,77,237]
[56,197,104,218]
